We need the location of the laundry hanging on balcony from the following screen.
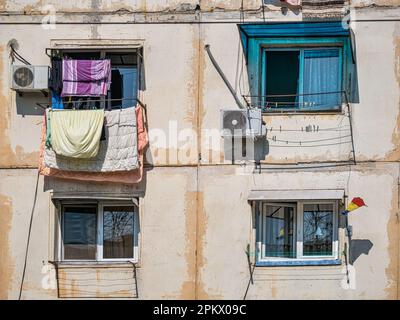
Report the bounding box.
[49,58,63,95]
[44,106,139,172]
[280,0,301,5]
[61,59,111,97]
[51,91,64,110]
[39,104,148,184]
[49,109,105,158]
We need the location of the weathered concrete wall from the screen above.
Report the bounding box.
[0,1,399,299]
[198,163,399,299]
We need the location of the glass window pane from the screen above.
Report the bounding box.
[63,207,97,260]
[106,53,137,66]
[107,66,138,109]
[264,205,295,258]
[303,203,334,256]
[303,49,341,110]
[103,206,135,259]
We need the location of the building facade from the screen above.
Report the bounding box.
[0,0,399,299]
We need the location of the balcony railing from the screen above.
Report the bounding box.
[243,91,347,113]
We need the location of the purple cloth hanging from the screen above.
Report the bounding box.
[61,59,111,97]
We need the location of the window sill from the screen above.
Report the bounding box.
[262,109,344,116]
[53,260,140,268]
[255,259,342,267]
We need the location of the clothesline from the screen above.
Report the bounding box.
[36,97,146,110]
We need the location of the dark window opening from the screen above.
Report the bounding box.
[265,50,300,108]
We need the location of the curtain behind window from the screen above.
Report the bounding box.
[303,49,341,110]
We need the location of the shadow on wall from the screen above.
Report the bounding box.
[339,212,373,265]
[224,136,269,163]
[349,239,373,265]
[15,92,48,116]
[348,28,360,104]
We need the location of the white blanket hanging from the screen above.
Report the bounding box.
[44,106,139,172]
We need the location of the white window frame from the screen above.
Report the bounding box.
[258,202,297,261]
[257,200,339,263]
[60,201,140,263]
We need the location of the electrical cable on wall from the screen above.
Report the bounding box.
[8,40,31,65]
[18,170,40,300]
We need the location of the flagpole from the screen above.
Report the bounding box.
[344,212,351,284]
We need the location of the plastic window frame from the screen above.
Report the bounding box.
[256,200,339,264]
[59,201,140,263]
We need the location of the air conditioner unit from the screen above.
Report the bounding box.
[10,65,49,92]
[221,108,266,137]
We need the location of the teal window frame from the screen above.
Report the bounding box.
[247,36,352,113]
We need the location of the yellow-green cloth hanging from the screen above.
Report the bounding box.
[45,109,52,148]
[50,109,104,158]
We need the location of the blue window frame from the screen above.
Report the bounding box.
[239,22,353,113]
[260,47,343,111]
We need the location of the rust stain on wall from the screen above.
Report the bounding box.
[0,46,39,168]
[193,190,222,299]
[384,185,399,299]
[353,1,400,7]
[201,0,259,11]
[57,267,135,298]
[383,31,400,162]
[186,24,205,160]
[0,0,6,12]
[181,191,197,299]
[194,190,208,299]
[0,195,14,299]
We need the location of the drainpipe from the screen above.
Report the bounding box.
[204,44,246,110]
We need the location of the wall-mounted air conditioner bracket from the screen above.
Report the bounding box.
[14,89,49,98]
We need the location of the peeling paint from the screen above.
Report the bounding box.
[0,0,400,300]
[194,191,208,299]
[0,46,39,168]
[0,0,6,12]
[384,25,400,162]
[57,266,136,298]
[181,191,197,299]
[0,195,14,299]
[385,184,399,299]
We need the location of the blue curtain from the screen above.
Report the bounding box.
[303,49,341,110]
[119,67,138,108]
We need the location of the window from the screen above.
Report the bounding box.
[61,202,139,261]
[256,200,339,264]
[261,47,342,111]
[238,22,353,113]
[60,50,139,110]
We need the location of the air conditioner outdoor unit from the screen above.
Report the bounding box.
[10,65,49,92]
[221,108,266,137]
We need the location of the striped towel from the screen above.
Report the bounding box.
[281,0,302,5]
[61,59,111,97]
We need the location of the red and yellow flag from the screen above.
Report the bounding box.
[342,197,367,215]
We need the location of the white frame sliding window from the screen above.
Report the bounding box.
[257,200,339,263]
[60,201,140,263]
